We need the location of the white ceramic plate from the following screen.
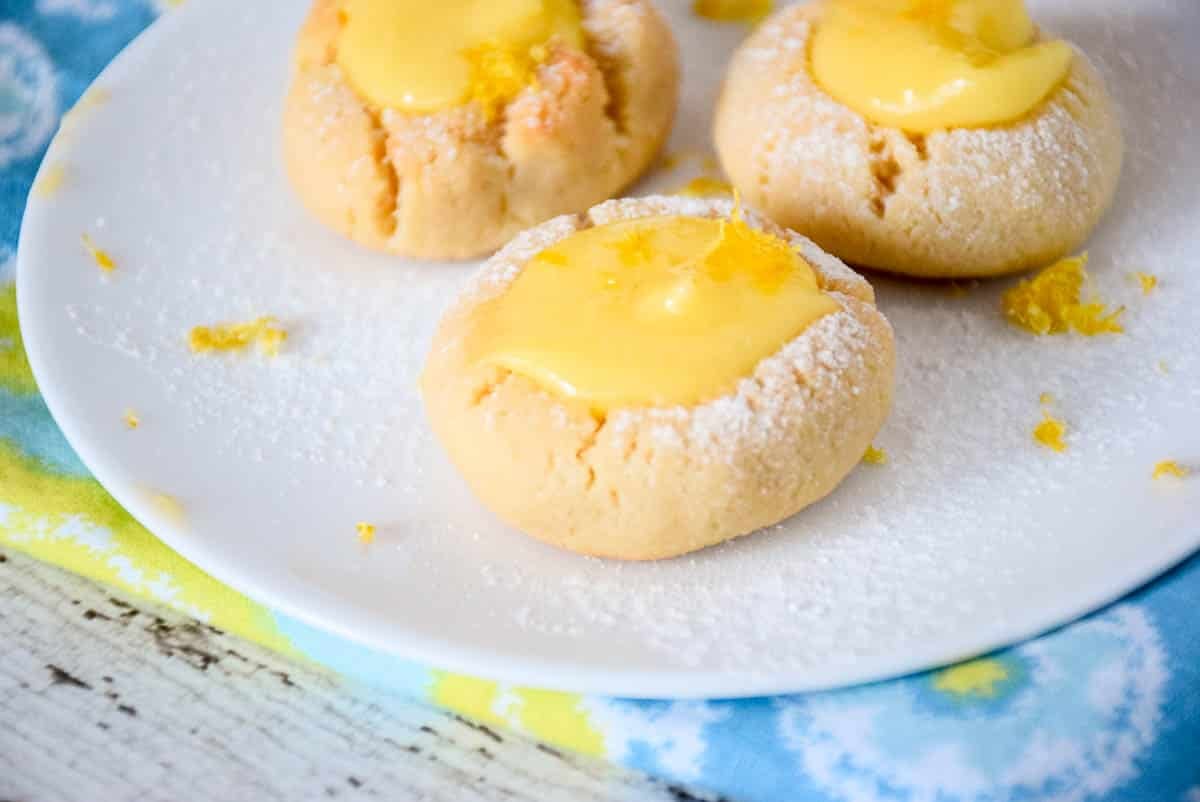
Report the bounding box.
[18,0,1200,699]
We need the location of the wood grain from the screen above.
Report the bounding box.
[0,548,725,802]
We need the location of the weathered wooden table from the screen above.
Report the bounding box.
[0,547,716,802]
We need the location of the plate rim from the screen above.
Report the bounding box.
[15,0,1200,699]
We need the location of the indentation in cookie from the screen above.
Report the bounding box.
[867,133,902,218]
[581,0,641,139]
[905,132,928,161]
[364,107,400,237]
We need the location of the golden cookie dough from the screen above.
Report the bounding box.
[283,0,680,261]
[714,2,1123,279]
[421,195,895,560]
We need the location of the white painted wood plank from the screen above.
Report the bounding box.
[0,548,723,802]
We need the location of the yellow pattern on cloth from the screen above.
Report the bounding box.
[431,673,605,757]
[933,658,1009,698]
[0,439,295,656]
[0,285,37,396]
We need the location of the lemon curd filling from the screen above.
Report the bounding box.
[336,0,583,115]
[468,213,839,412]
[810,0,1073,132]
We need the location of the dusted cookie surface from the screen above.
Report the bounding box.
[421,196,895,560]
[714,1,1123,279]
[284,0,679,261]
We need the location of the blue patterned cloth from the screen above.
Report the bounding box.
[2,3,1198,800]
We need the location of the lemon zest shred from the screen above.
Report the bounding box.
[1152,461,1189,480]
[703,191,797,292]
[1038,391,1054,405]
[462,39,548,122]
[862,445,888,465]
[1002,253,1123,336]
[123,409,140,429]
[188,317,287,356]
[1033,411,1067,453]
[612,227,656,267]
[33,163,67,198]
[1134,272,1158,295]
[81,233,115,272]
[356,522,377,544]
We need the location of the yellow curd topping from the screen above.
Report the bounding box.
[810,0,1073,133]
[336,0,583,115]
[468,211,838,412]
